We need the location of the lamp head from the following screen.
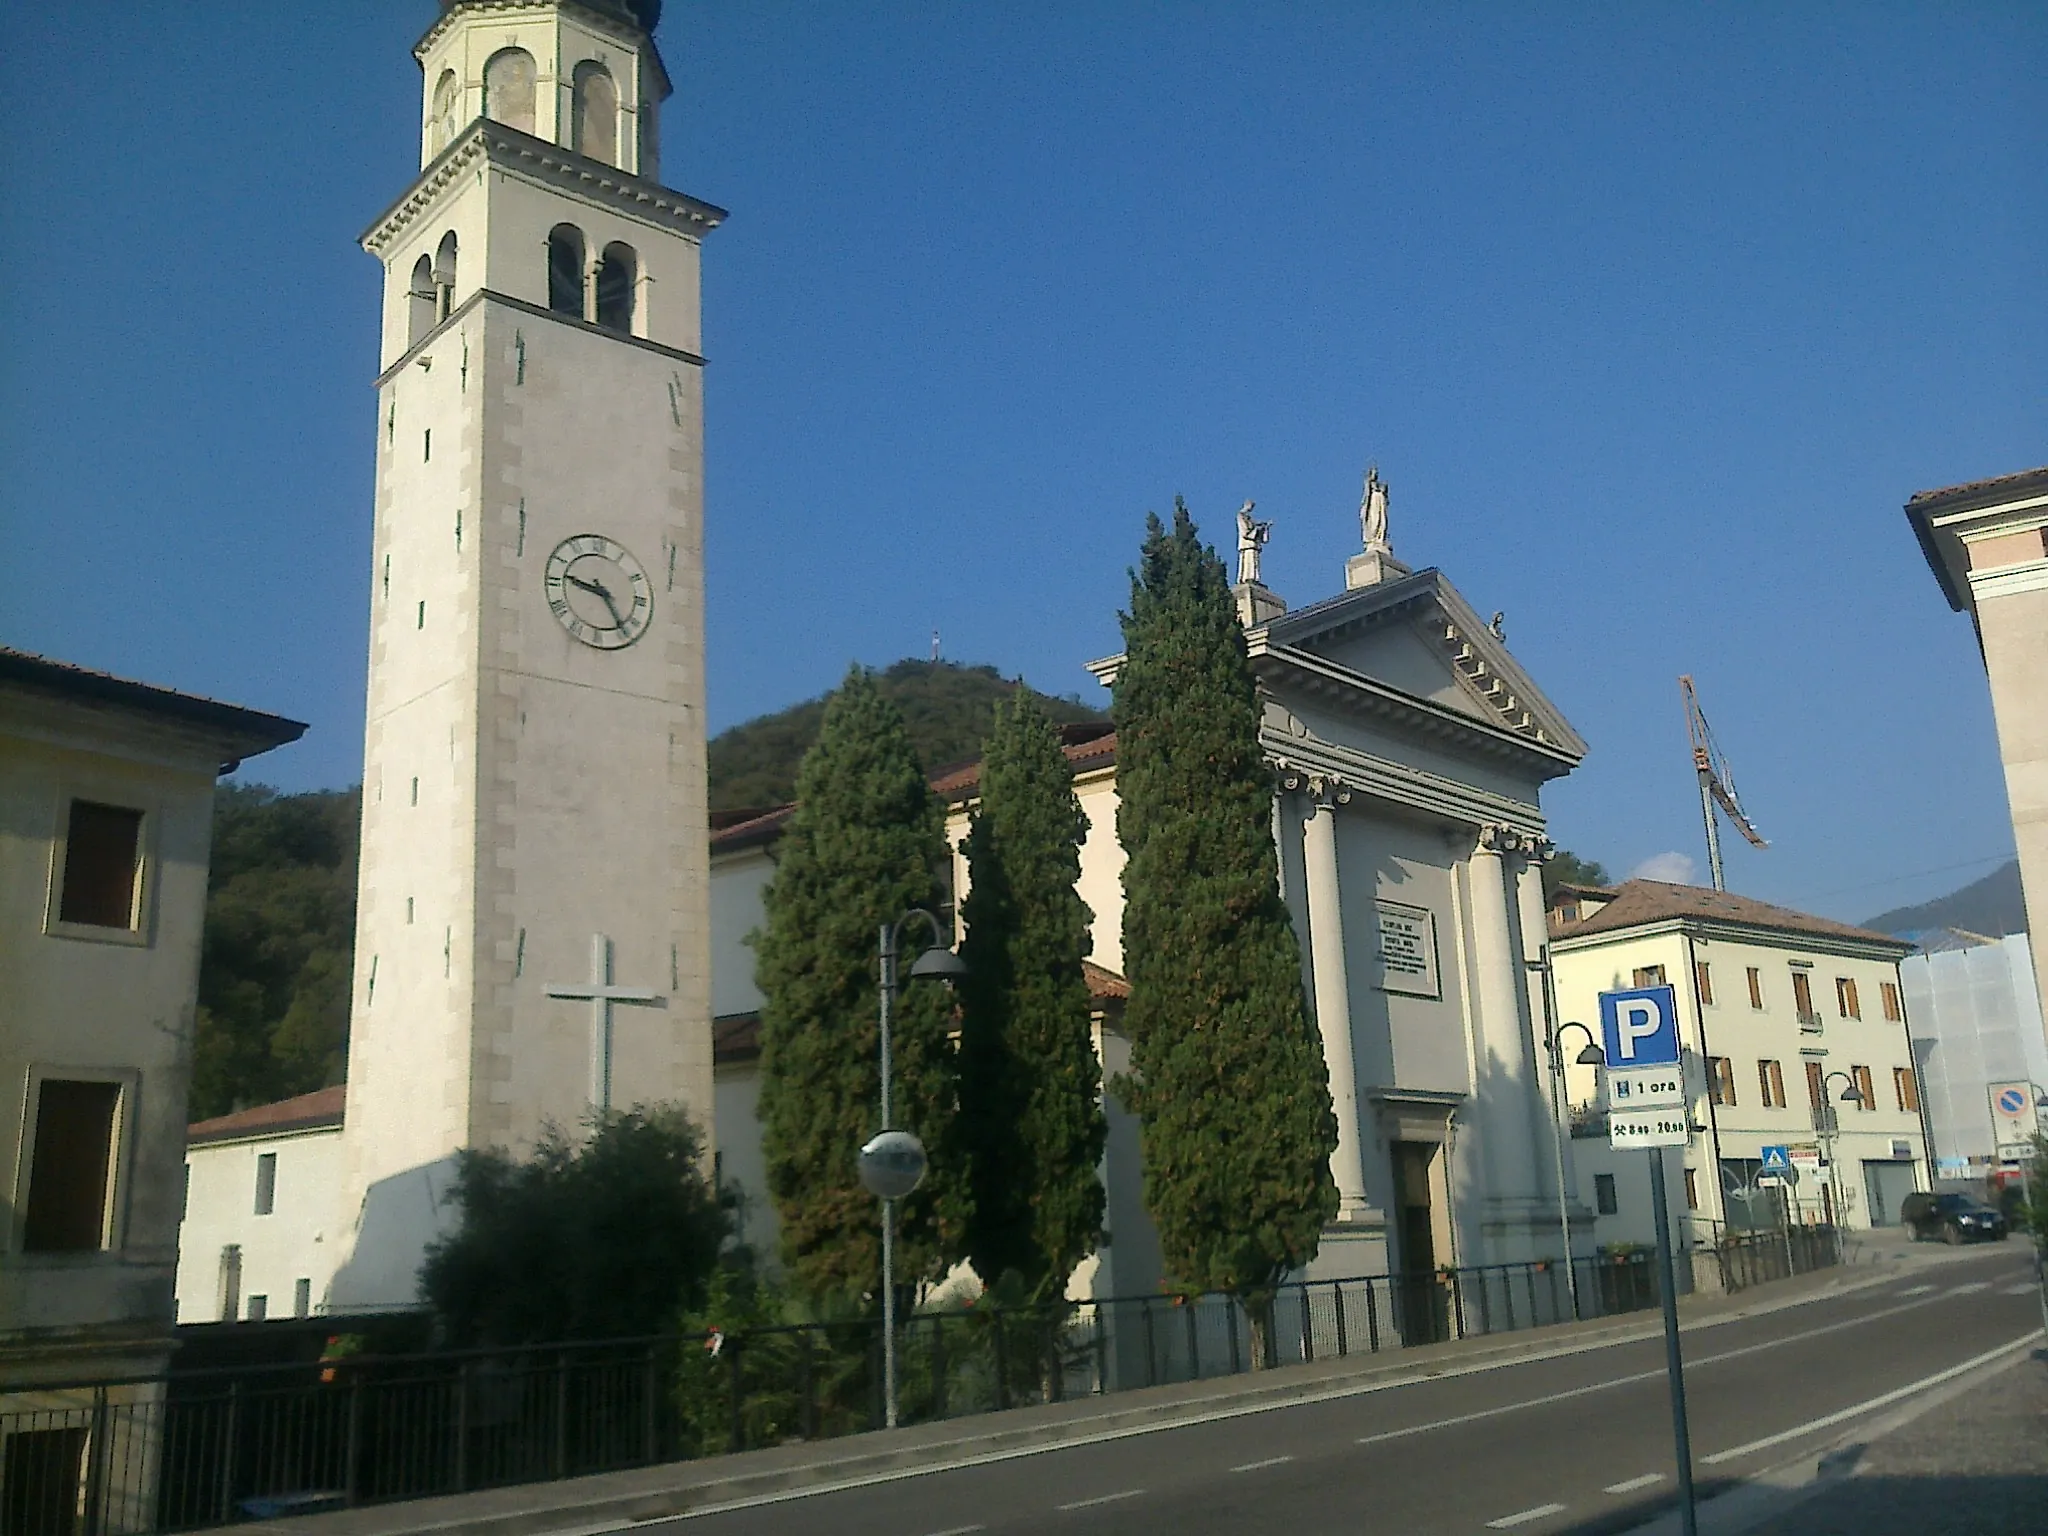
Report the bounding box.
[1838,1083,1863,1104]
[907,945,968,983]
[1576,1043,1605,1065]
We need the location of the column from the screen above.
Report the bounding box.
[1467,826,1545,1201]
[1301,780,1371,1220]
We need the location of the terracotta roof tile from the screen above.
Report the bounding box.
[1552,880,1910,951]
[188,1085,345,1144]
[1906,466,2048,509]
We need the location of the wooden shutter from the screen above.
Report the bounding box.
[1747,967,1763,1009]
[1695,961,1714,1005]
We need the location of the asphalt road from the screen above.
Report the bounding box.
[657,1245,2042,1536]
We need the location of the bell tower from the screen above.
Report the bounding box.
[331,0,724,1307]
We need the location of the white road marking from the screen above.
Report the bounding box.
[923,1526,986,1535]
[1055,1489,1145,1512]
[634,1265,2008,1525]
[1897,1284,1935,1296]
[1485,1503,1566,1528]
[1229,1455,1295,1473]
[1701,1330,2041,1465]
[1947,1281,1990,1296]
[2002,1282,2039,1296]
[1602,1473,1664,1493]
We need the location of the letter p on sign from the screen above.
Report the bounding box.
[1600,985,1681,1069]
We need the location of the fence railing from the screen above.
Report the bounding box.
[4,1253,1664,1533]
[1707,1222,1838,1293]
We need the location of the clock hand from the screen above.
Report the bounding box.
[565,571,628,630]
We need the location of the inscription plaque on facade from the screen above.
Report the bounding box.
[1374,899,1441,999]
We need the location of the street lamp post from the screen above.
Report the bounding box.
[865,909,966,1430]
[1542,1000,1605,1321]
[1817,1070,1863,1261]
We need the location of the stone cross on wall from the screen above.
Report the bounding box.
[546,934,664,1116]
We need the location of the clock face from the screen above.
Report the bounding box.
[542,535,653,649]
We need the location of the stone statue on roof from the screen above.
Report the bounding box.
[1361,464,1391,555]
[1235,499,1273,586]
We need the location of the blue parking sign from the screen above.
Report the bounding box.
[1599,985,1681,1069]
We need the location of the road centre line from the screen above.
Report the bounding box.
[921,1526,986,1535]
[1897,1284,1935,1296]
[2002,1282,2039,1296]
[1700,1331,2042,1465]
[651,1263,2018,1525]
[1229,1455,1295,1472]
[1485,1503,1566,1529]
[1947,1281,1990,1295]
[1055,1489,1145,1511]
[1351,1283,2013,1450]
[1602,1474,1663,1494]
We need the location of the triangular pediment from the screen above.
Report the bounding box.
[1251,569,1586,761]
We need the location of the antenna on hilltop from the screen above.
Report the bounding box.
[930,629,941,663]
[1680,675,1767,892]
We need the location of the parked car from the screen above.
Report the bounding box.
[1899,1191,2008,1244]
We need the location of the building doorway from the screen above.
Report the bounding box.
[1392,1140,1446,1344]
[1863,1160,1917,1226]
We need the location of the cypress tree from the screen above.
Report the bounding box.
[958,690,1106,1302]
[754,665,967,1301]
[1113,501,1338,1352]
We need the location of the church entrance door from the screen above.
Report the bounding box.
[1392,1140,1447,1345]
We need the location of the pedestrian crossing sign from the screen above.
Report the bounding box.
[1758,1144,1793,1183]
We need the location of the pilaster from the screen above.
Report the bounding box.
[1298,777,1372,1222]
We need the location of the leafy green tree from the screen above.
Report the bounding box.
[1541,848,1611,897]
[1113,502,1338,1358]
[753,666,967,1301]
[958,690,1105,1302]
[419,1105,727,1346]
[193,784,359,1117]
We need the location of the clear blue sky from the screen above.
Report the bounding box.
[2,3,2040,924]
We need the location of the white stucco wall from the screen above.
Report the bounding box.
[176,1128,343,1323]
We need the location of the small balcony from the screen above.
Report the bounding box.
[1796,1011,1825,1034]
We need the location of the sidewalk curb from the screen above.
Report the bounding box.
[241,1245,1993,1536]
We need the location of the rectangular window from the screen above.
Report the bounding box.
[57,800,143,929]
[1633,964,1668,987]
[1853,1064,1876,1111]
[1791,970,1816,1022]
[247,1293,269,1322]
[1894,1066,1919,1113]
[1695,961,1714,1005]
[254,1152,278,1216]
[22,1079,121,1252]
[1836,977,1861,1019]
[1594,1173,1619,1215]
[294,1278,312,1318]
[1683,1168,1699,1210]
[182,1162,190,1221]
[3,1426,90,1536]
[1747,967,1764,1009]
[1758,1059,1786,1109]
[1881,982,1902,1022]
[1708,1055,1737,1106]
[1806,1060,1825,1113]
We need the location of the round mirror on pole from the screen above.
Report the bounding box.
[859,1130,929,1200]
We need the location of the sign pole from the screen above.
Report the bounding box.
[1649,1145,1698,1536]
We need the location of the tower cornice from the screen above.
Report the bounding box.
[360,119,726,258]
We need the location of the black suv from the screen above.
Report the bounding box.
[1899,1191,2008,1244]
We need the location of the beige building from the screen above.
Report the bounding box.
[1549,880,1926,1242]
[332,0,723,1308]
[1906,466,2048,1039]
[175,1088,345,1325]
[1,649,300,1531]
[711,482,1591,1294]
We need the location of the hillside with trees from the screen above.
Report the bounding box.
[708,659,1105,813]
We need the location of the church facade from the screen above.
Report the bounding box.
[330,0,722,1308]
[713,483,1590,1293]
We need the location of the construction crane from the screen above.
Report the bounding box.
[1680,675,1767,892]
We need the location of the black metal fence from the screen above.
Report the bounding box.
[4,1253,1664,1534]
[1706,1223,1839,1294]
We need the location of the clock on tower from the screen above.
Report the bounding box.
[331,0,724,1309]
